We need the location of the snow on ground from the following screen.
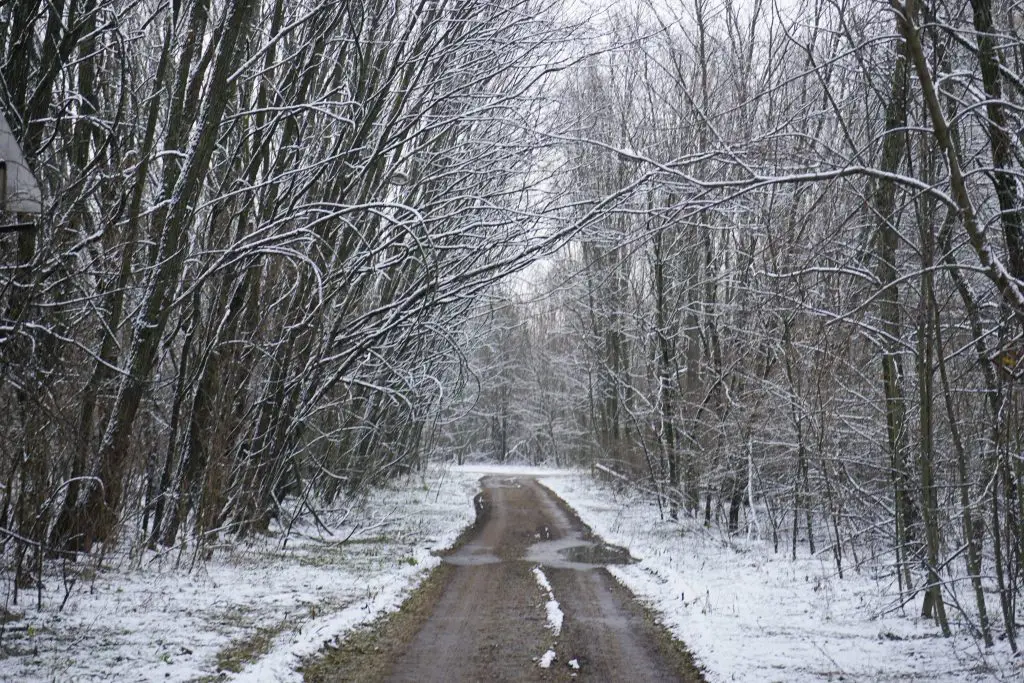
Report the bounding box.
[453,463,577,478]
[1,465,481,682]
[7,462,1017,682]
[540,472,1023,683]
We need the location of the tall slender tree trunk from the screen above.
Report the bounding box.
[77,0,256,545]
[653,225,679,518]
[872,21,916,592]
[933,278,992,645]
[915,182,950,634]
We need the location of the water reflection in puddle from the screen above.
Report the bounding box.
[443,536,634,569]
[524,534,634,570]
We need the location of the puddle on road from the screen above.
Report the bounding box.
[562,542,632,565]
[524,534,634,571]
[442,536,634,569]
[443,541,501,566]
[445,477,633,569]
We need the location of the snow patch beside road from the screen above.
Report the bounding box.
[540,473,1023,683]
[3,465,481,682]
[454,463,577,478]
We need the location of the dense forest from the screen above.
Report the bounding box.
[3,0,1024,651]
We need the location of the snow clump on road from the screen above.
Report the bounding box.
[538,648,557,668]
[532,565,563,636]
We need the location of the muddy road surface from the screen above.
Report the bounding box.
[306,476,705,682]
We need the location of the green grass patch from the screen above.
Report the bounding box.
[341,534,392,545]
[300,562,453,683]
[214,620,290,674]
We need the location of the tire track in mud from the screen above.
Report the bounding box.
[306,475,705,682]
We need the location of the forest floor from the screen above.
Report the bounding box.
[543,473,1023,682]
[2,465,1022,681]
[0,466,484,682]
[303,474,704,682]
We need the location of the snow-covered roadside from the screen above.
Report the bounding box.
[540,473,1023,683]
[1,466,481,682]
[453,463,577,478]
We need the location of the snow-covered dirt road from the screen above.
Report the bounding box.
[309,475,704,681]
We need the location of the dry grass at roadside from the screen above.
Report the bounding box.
[1,466,481,682]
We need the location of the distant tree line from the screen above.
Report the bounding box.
[451,0,1024,650]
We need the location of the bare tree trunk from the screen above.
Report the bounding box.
[78,0,256,544]
[933,277,992,645]
[969,0,1024,282]
[653,224,679,518]
[872,24,917,593]
[915,175,950,635]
